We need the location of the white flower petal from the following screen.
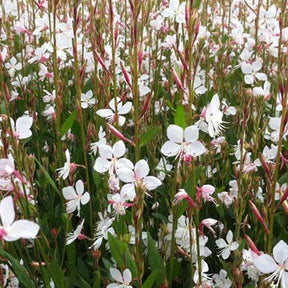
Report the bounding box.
[167,125,183,143]
[161,141,180,157]
[123,269,132,284]
[75,180,84,195]
[117,167,135,183]
[63,186,77,200]
[8,220,39,240]
[96,109,114,119]
[187,141,206,157]
[0,196,15,227]
[98,144,113,159]
[113,141,126,159]
[110,268,123,283]
[119,102,132,115]
[184,125,199,143]
[253,254,278,273]
[80,192,90,205]
[93,157,111,173]
[120,183,136,201]
[135,160,149,179]
[273,240,288,264]
[144,176,161,190]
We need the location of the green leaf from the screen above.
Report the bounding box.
[143,269,159,288]
[60,110,77,137]
[125,250,138,278]
[147,232,166,286]
[51,251,64,288]
[35,157,61,196]
[140,126,160,147]
[108,233,124,270]
[174,104,186,129]
[0,244,36,288]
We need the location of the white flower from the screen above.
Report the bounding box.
[62,180,90,216]
[81,90,96,109]
[161,0,186,24]
[241,57,267,85]
[213,269,232,288]
[161,124,206,159]
[199,94,224,138]
[93,140,133,175]
[66,219,85,245]
[253,240,288,288]
[96,97,132,126]
[91,211,115,249]
[156,158,173,181]
[107,268,133,288]
[117,159,162,201]
[10,115,33,140]
[0,196,39,241]
[90,126,107,155]
[56,149,75,180]
[216,230,239,260]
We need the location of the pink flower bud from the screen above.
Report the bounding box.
[248,200,269,234]
[171,68,186,93]
[244,234,260,256]
[106,123,135,147]
[120,61,132,88]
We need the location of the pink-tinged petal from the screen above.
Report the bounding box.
[110,268,123,283]
[215,238,227,249]
[167,125,183,143]
[135,160,149,179]
[119,102,132,115]
[161,141,180,157]
[0,159,15,176]
[75,180,84,196]
[187,141,205,157]
[253,254,278,273]
[117,167,135,183]
[123,269,132,284]
[96,109,114,119]
[120,183,136,201]
[93,157,111,173]
[113,141,126,159]
[143,176,161,190]
[106,284,118,288]
[185,125,199,143]
[16,116,33,139]
[116,158,134,170]
[8,220,39,240]
[273,240,288,264]
[62,186,77,200]
[80,192,90,205]
[0,196,15,227]
[98,144,113,159]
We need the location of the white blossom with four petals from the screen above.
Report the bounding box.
[161,124,206,159]
[62,180,90,217]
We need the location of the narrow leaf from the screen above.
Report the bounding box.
[0,244,36,288]
[108,233,124,270]
[140,126,160,147]
[147,232,166,286]
[143,269,159,288]
[174,104,186,129]
[60,110,77,137]
[35,158,61,196]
